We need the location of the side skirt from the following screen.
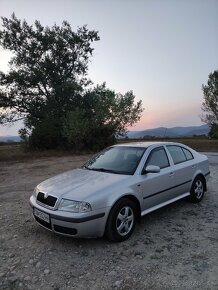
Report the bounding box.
[141,192,190,217]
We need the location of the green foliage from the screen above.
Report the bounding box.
[62,83,143,150]
[29,115,64,149]
[62,109,90,150]
[209,123,218,139]
[0,13,99,126]
[201,70,218,139]
[18,127,29,144]
[82,84,143,135]
[201,70,218,133]
[0,15,143,150]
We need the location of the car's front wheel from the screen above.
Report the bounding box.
[189,176,205,203]
[105,198,137,242]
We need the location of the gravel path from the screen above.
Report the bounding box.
[0,154,217,290]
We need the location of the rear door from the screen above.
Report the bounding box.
[166,145,194,197]
[139,146,176,211]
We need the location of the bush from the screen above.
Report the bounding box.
[209,123,218,139]
[29,116,64,149]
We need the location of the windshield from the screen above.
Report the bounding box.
[83,146,146,175]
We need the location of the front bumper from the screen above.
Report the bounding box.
[30,196,110,238]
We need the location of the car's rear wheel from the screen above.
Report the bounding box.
[189,176,205,203]
[105,198,137,242]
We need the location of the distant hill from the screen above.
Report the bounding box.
[0,135,21,142]
[127,125,209,139]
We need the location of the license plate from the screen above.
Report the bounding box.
[33,208,50,224]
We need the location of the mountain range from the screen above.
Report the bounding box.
[0,135,21,142]
[127,124,209,139]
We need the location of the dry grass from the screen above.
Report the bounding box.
[0,143,91,162]
[119,138,218,152]
[0,138,217,162]
[168,138,218,152]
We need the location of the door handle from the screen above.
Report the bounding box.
[191,165,196,169]
[169,172,175,177]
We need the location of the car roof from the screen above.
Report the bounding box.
[113,141,184,149]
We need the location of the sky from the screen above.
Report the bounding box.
[0,0,218,136]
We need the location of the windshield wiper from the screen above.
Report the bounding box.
[83,166,108,172]
[83,166,125,175]
[90,168,122,174]
[83,165,93,170]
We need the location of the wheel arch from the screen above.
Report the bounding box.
[104,194,141,241]
[192,173,207,191]
[108,194,141,222]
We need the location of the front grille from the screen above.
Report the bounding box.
[37,192,57,207]
[35,216,52,230]
[53,224,77,235]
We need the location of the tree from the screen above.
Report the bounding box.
[201,70,218,138]
[63,84,143,150]
[0,15,143,150]
[0,14,99,124]
[208,123,218,139]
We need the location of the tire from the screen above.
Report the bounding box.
[189,176,205,203]
[105,198,137,242]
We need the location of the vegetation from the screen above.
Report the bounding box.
[201,70,218,138]
[0,142,91,162]
[0,14,143,150]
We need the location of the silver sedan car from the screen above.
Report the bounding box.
[30,142,210,242]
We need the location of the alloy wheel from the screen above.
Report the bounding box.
[194,180,204,199]
[116,206,134,236]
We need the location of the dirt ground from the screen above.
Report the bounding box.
[0,153,218,290]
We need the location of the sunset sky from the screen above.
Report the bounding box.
[0,0,218,136]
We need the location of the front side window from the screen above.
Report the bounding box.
[145,147,170,169]
[83,146,146,175]
[167,145,187,164]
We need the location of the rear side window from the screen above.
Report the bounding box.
[182,148,194,160]
[167,145,186,164]
[146,147,170,169]
[167,145,194,164]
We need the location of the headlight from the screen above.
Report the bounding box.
[33,187,39,198]
[58,199,92,213]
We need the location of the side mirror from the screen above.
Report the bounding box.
[142,165,160,175]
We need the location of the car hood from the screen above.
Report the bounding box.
[37,168,130,201]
